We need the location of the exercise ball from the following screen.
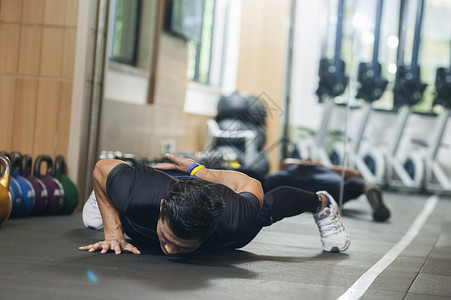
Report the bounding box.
[216,92,267,126]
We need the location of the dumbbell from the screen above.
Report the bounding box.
[10,152,35,218]
[23,155,48,216]
[34,155,64,214]
[0,154,13,225]
[0,152,23,218]
[54,155,79,214]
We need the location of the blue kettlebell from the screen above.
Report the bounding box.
[0,152,23,218]
[10,152,35,218]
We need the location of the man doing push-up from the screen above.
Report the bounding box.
[80,154,350,255]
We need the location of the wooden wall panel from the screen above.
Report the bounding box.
[40,27,64,77]
[11,78,38,154]
[0,24,20,73]
[1,0,78,191]
[33,79,61,157]
[18,26,43,76]
[55,81,72,156]
[0,76,16,150]
[22,0,44,24]
[236,0,290,172]
[43,0,66,26]
[62,28,76,78]
[65,0,79,26]
[0,0,22,22]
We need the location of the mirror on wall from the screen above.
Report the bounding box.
[103,0,160,104]
[109,0,141,66]
[164,0,205,42]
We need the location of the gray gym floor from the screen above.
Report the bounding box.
[1,191,450,300]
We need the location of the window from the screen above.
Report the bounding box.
[187,0,217,84]
[110,0,141,66]
[183,0,240,115]
[104,0,160,104]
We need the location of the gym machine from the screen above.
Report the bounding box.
[347,0,389,185]
[405,49,451,194]
[383,0,428,190]
[298,0,349,165]
[425,65,451,193]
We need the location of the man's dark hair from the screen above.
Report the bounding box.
[159,178,225,241]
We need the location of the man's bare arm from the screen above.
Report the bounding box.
[79,159,141,255]
[154,154,264,208]
[194,167,264,208]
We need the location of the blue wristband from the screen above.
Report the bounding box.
[188,163,200,175]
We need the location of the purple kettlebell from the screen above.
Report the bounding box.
[34,155,64,214]
[23,155,48,215]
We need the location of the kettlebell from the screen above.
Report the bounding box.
[54,155,79,214]
[23,155,48,215]
[0,154,13,225]
[10,152,35,217]
[0,152,23,218]
[34,155,64,214]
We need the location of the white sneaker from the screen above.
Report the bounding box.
[314,191,350,252]
[82,190,104,230]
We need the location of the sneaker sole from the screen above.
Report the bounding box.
[323,233,351,252]
[373,207,391,222]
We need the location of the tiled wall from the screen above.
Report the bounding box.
[98,32,193,160]
[0,0,78,161]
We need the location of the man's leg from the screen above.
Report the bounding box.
[341,177,365,203]
[324,177,391,221]
[364,183,391,221]
[259,186,322,224]
[222,187,322,249]
[82,191,104,230]
[264,165,363,205]
[260,186,350,252]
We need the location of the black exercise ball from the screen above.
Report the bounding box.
[216,91,267,126]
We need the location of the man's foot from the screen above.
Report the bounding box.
[364,183,391,222]
[314,191,350,253]
[82,191,104,230]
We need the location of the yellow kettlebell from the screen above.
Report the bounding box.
[0,154,13,225]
